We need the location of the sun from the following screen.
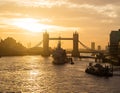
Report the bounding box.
[11,18,50,32]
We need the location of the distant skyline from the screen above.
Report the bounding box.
[0,0,120,49]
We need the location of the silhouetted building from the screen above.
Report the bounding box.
[0,37,27,56]
[105,45,108,50]
[109,29,120,56]
[105,45,109,52]
[91,42,95,50]
[98,45,101,50]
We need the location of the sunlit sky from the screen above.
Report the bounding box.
[0,0,120,49]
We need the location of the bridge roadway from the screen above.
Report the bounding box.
[66,50,104,53]
[79,56,96,59]
[66,53,96,59]
[66,50,106,59]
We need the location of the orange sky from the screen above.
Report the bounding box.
[0,0,120,49]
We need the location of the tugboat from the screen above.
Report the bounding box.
[85,62,113,77]
[52,41,68,65]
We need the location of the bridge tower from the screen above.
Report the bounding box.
[43,32,50,56]
[72,32,80,57]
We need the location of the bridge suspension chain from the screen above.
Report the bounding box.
[33,40,43,48]
[78,41,97,52]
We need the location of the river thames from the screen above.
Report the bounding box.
[0,56,120,93]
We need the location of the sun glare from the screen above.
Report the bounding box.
[12,18,51,32]
[10,18,78,33]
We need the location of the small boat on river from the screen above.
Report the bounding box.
[85,62,113,77]
[69,57,74,65]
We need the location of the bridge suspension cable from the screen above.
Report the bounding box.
[78,41,97,52]
[33,40,43,48]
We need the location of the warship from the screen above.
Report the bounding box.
[52,41,68,65]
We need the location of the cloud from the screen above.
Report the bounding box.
[0,0,120,30]
[69,4,118,18]
[68,0,120,5]
[0,0,119,19]
[0,0,68,8]
[1,0,120,6]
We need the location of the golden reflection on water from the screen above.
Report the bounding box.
[22,56,42,91]
[25,64,41,91]
[29,70,39,81]
[28,56,41,80]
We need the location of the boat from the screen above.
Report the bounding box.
[68,57,74,65]
[70,61,74,65]
[52,41,68,65]
[85,62,113,77]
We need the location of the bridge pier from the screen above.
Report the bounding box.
[72,32,80,57]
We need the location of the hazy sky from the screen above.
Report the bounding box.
[0,0,120,49]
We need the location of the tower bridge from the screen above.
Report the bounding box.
[35,32,101,57]
[43,32,80,57]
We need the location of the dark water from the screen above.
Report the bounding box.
[0,56,120,93]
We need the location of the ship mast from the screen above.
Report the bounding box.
[57,40,61,49]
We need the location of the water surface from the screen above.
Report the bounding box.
[0,56,120,93]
